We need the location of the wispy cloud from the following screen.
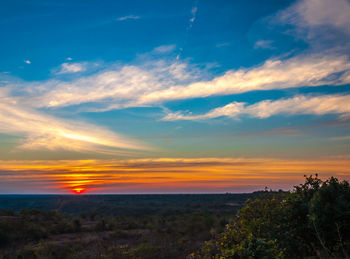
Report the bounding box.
[138,54,350,105]
[162,94,350,121]
[24,60,31,64]
[117,15,140,21]
[254,40,274,49]
[55,62,87,74]
[176,0,199,60]
[0,90,148,153]
[12,1,347,114]
[329,135,350,141]
[216,42,230,48]
[240,127,303,137]
[11,54,350,111]
[279,0,350,35]
[189,5,198,25]
[0,157,349,193]
[153,44,176,54]
[21,62,197,109]
[2,0,350,163]
[275,0,350,54]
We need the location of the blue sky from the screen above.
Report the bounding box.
[1,0,299,81]
[0,0,350,193]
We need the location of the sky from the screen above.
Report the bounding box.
[0,0,350,194]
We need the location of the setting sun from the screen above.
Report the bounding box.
[72,187,86,194]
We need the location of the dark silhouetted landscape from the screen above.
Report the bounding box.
[1,176,350,258]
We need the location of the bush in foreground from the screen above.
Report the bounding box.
[196,175,350,258]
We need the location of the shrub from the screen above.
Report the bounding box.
[196,175,350,258]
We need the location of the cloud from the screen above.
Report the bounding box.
[0,157,349,193]
[117,15,140,21]
[0,90,147,153]
[21,62,197,109]
[138,54,350,105]
[216,42,230,48]
[153,44,176,54]
[186,0,198,31]
[13,0,350,114]
[10,54,348,111]
[24,60,31,64]
[254,40,274,49]
[66,57,73,61]
[190,6,198,23]
[56,62,87,74]
[275,0,350,52]
[162,94,350,121]
[329,135,350,141]
[239,127,303,137]
[280,0,350,35]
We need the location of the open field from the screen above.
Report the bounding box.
[0,193,256,258]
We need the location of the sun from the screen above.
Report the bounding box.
[72,187,86,194]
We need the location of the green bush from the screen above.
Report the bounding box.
[197,175,350,258]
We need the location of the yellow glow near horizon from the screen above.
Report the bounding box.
[72,187,86,194]
[0,157,349,193]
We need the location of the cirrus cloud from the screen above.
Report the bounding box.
[55,62,87,74]
[117,15,140,21]
[11,54,350,111]
[162,94,350,121]
[0,89,148,153]
[279,0,350,35]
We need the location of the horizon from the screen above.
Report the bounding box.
[0,191,263,195]
[1,0,350,194]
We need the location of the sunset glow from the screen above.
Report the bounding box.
[0,157,349,194]
[1,0,350,194]
[72,187,86,194]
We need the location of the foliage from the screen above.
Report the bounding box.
[196,175,350,258]
[0,194,246,258]
[1,177,349,258]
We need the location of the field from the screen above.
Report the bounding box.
[0,193,255,258]
[1,176,349,258]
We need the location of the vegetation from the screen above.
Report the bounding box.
[0,194,249,258]
[195,175,350,258]
[0,176,349,258]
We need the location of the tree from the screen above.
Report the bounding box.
[196,175,350,258]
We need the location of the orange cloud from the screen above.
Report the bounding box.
[0,157,349,194]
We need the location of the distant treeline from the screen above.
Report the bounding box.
[0,193,253,258]
[0,193,254,216]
